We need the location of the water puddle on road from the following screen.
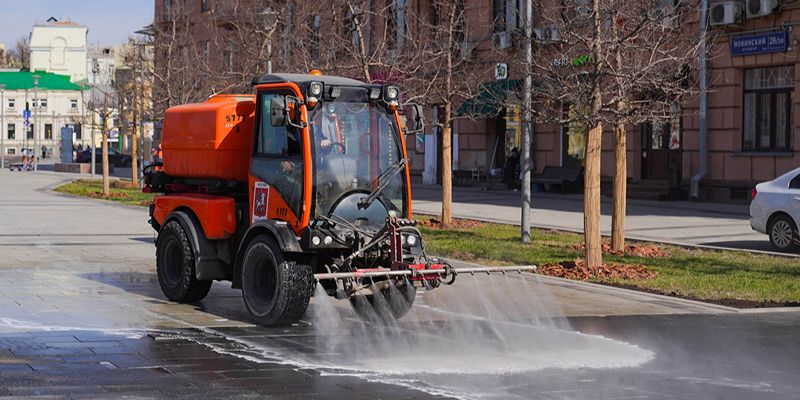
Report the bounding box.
[203,273,656,400]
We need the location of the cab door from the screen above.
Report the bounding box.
[249,89,307,232]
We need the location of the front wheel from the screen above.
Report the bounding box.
[156,220,212,302]
[350,279,416,322]
[769,215,798,251]
[241,235,313,326]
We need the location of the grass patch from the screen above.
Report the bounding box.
[419,219,800,306]
[54,179,154,207]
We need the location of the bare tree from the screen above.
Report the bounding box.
[2,36,30,68]
[401,0,490,226]
[87,86,116,195]
[530,0,701,266]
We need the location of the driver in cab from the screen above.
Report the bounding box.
[311,103,343,155]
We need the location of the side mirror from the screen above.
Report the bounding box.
[270,96,288,127]
[406,104,424,133]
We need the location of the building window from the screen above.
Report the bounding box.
[6,148,15,155]
[164,0,172,17]
[203,41,210,61]
[7,123,15,140]
[7,98,15,109]
[201,0,211,12]
[743,66,794,151]
[70,99,78,109]
[45,124,53,140]
[493,0,521,32]
[33,98,47,109]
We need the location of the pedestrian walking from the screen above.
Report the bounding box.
[505,147,520,190]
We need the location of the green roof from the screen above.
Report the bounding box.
[0,70,84,91]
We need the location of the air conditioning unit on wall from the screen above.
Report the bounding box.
[746,0,780,18]
[710,1,743,26]
[492,31,511,50]
[533,26,562,44]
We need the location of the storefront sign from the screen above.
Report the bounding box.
[495,63,508,80]
[550,54,591,68]
[730,31,788,56]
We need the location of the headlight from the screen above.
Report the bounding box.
[309,81,323,97]
[369,87,382,100]
[406,234,418,247]
[311,236,321,246]
[308,81,323,105]
[323,236,333,245]
[384,85,399,104]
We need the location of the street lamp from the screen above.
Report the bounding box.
[0,83,5,169]
[32,74,39,171]
[91,58,98,176]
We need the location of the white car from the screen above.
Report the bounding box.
[750,166,800,251]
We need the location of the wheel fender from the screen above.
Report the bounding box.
[231,220,302,289]
[162,210,230,281]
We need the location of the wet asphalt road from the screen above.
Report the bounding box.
[1,170,799,399]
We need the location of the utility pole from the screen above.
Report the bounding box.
[520,0,533,244]
[91,58,98,176]
[0,84,5,169]
[32,74,39,172]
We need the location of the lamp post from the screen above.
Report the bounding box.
[91,58,99,176]
[32,74,39,171]
[0,83,5,169]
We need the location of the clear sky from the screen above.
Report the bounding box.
[0,0,154,48]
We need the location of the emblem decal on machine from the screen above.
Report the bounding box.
[252,181,269,222]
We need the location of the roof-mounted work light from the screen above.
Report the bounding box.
[307,81,323,106]
[383,85,400,109]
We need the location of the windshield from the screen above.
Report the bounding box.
[310,99,406,222]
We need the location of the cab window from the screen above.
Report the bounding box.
[256,93,302,157]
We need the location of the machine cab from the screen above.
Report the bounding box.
[248,73,422,241]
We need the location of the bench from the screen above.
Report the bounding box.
[533,166,583,193]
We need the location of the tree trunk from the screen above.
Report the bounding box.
[584,122,602,267]
[441,102,453,225]
[100,111,111,196]
[102,123,110,196]
[611,122,626,251]
[585,0,603,268]
[131,123,139,186]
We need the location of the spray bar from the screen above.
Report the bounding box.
[314,265,537,281]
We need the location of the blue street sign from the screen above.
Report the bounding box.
[22,110,31,119]
[731,31,788,57]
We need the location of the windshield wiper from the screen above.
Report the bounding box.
[357,158,408,210]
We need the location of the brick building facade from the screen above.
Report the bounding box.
[153,0,799,201]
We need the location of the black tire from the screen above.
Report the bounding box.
[156,220,213,302]
[349,279,416,322]
[241,235,313,326]
[768,214,799,251]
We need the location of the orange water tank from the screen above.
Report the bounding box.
[161,94,256,182]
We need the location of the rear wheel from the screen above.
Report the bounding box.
[241,235,313,326]
[350,279,416,322]
[769,215,798,251]
[156,220,212,302]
